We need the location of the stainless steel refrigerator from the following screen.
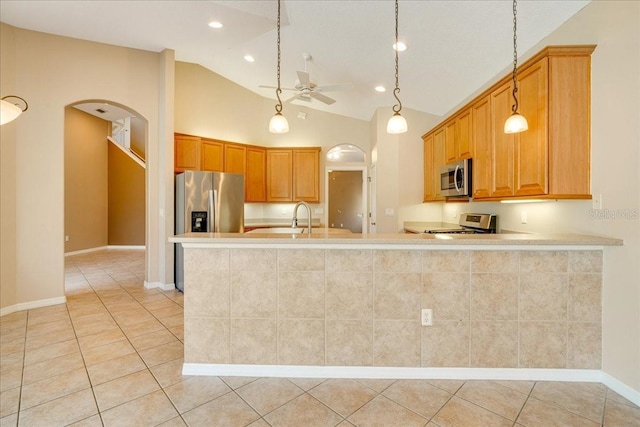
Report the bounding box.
[174,171,244,291]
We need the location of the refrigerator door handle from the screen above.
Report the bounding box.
[208,189,216,232]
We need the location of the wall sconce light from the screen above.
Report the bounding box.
[1,96,29,125]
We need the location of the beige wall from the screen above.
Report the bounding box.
[0,24,17,309]
[108,143,145,246]
[64,107,109,252]
[0,23,172,311]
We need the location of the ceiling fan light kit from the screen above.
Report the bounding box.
[387,0,407,135]
[269,0,289,134]
[504,0,528,134]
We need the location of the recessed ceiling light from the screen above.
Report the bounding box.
[208,21,223,29]
[244,55,255,63]
[393,42,407,52]
[375,86,386,92]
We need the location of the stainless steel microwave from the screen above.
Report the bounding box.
[440,159,471,197]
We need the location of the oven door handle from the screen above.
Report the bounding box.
[454,165,461,193]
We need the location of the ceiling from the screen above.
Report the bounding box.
[1,0,591,121]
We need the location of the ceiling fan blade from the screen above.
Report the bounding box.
[310,92,336,105]
[315,82,354,92]
[284,94,303,104]
[297,70,311,88]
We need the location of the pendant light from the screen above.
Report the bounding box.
[387,0,407,134]
[504,0,528,134]
[269,0,289,134]
[0,96,29,126]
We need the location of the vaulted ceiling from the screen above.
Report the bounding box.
[0,0,590,120]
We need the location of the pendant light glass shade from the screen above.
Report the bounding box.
[504,112,528,134]
[1,96,28,126]
[387,0,407,135]
[269,112,289,133]
[387,112,408,134]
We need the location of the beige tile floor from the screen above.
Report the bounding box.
[1,249,639,426]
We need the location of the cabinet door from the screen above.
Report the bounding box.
[456,108,472,160]
[423,134,436,201]
[471,96,492,199]
[246,147,266,202]
[224,143,247,174]
[174,134,200,172]
[490,82,515,197]
[515,58,548,196]
[293,149,320,202]
[433,127,446,200]
[266,150,293,201]
[201,138,224,172]
[444,120,457,164]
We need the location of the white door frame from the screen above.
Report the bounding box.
[324,165,368,233]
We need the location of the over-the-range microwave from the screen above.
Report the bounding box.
[440,158,471,197]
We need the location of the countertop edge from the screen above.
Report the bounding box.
[169,232,623,247]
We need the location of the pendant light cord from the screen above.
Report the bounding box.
[392,0,402,114]
[275,0,283,114]
[510,0,519,114]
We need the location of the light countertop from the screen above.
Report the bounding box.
[170,231,622,246]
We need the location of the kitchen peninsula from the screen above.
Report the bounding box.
[170,231,621,382]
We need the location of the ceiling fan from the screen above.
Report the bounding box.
[260,53,353,105]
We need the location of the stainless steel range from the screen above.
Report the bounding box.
[423,213,497,234]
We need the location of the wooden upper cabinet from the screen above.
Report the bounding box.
[200,138,224,172]
[456,108,472,160]
[293,148,320,202]
[224,143,247,174]
[433,127,446,200]
[515,57,548,196]
[174,134,200,172]
[472,95,492,199]
[444,120,457,164]
[423,133,435,201]
[266,150,293,202]
[246,147,266,202]
[490,81,516,198]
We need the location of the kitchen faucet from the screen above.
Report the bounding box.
[292,201,312,234]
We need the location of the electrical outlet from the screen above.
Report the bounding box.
[65,235,70,242]
[521,211,528,224]
[452,208,458,219]
[421,309,433,326]
[281,207,287,215]
[592,194,602,210]
[384,208,394,216]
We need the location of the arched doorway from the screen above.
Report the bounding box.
[64,100,148,281]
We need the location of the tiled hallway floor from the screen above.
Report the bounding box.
[1,249,639,426]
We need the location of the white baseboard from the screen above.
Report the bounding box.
[144,281,175,291]
[600,371,640,406]
[65,245,145,257]
[107,245,145,250]
[65,246,108,257]
[182,363,640,406]
[0,296,67,317]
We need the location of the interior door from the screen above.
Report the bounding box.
[328,171,363,233]
[369,163,377,234]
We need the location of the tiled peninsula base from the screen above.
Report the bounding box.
[182,247,603,373]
